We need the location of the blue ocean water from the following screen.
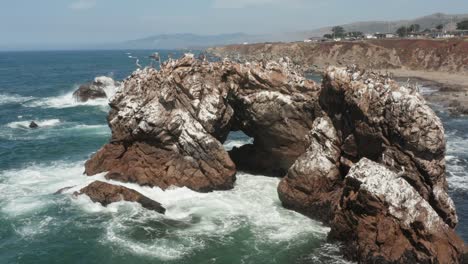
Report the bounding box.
[0,50,466,264]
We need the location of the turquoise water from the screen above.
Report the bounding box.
[0,51,466,264]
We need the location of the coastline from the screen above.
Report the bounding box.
[389,69,468,91]
[389,69,468,115]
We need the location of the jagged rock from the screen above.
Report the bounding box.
[84,56,465,263]
[319,66,457,228]
[77,181,165,214]
[226,57,322,176]
[276,65,464,263]
[329,159,464,264]
[85,55,237,192]
[29,121,38,129]
[73,76,118,102]
[278,116,342,223]
[85,55,318,191]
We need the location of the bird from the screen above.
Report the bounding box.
[135,58,142,69]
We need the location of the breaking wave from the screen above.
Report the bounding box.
[0,93,34,105]
[24,76,119,110]
[6,119,61,129]
[0,159,331,261]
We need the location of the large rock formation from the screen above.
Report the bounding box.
[85,55,465,263]
[278,116,342,223]
[320,66,456,227]
[277,66,464,263]
[329,159,464,263]
[85,55,319,191]
[226,57,321,176]
[77,181,166,214]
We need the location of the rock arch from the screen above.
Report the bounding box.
[84,55,465,263]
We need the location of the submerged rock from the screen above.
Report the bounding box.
[73,76,119,102]
[53,185,75,195]
[77,181,165,214]
[329,159,464,264]
[29,121,39,129]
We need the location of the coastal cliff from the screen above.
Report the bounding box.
[83,55,466,263]
[207,39,468,88]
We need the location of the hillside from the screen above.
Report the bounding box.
[116,13,468,50]
[290,13,468,40]
[207,39,468,89]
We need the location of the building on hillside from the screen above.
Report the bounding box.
[453,30,468,37]
[374,33,396,39]
[304,37,327,43]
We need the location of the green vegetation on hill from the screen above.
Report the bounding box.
[458,20,468,30]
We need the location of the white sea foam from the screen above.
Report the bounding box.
[25,89,110,109]
[446,131,468,191]
[0,162,89,216]
[70,172,329,260]
[0,93,34,105]
[24,76,119,110]
[6,119,61,129]
[419,86,439,96]
[0,158,329,260]
[224,138,254,151]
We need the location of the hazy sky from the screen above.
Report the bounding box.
[1,0,468,48]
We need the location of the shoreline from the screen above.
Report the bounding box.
[388,69,468,115]
[389,69,468,92]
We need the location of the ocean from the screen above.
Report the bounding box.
[0,50,466,264]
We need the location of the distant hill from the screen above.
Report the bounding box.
[114,33,269,50]
[113,13,468,50]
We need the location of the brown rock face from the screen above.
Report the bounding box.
[84,55,464,263]
[77,181,165,214]
[329,159,464,264]
[277,66,464,263]
[85,55,318,191]
[85,55,236,192]
[319,66,456,227]
[226,58,322,176]
[278,116,342,223]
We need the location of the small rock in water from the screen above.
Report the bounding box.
[29,121,39,129]
[76,181,166,214]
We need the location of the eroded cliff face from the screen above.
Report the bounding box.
[329,159,464,263]
[207,39,468,74]
[85,55,319,191]
[84,55,465,263]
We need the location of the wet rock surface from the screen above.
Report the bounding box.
[29,121,38,129]
[73,76,119,102]
[77,181,165,214]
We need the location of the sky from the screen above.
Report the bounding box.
[1,0,468,49]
